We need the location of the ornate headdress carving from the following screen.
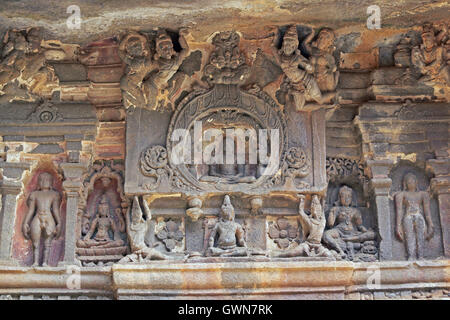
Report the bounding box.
[283,26,299,46]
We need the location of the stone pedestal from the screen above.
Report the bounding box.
[426,157,450,258]
[367,160,394,261]
[58,162,87,267]
[0,161,30,265]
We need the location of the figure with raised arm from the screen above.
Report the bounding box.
[119,196,168,263]
[272,26,335,110]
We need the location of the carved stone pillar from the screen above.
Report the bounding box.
[426,156,450,258]
[367,159,394,261]
[0,162,30,265]
[59,162,87,266]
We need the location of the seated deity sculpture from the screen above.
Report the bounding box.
[119,196,169,263]
[22,172,61,267]
[394,172,434,260]
[411,26,450,85]
[206,195,249,257]
[76,195,127,257]
[200,164,256,184]
[199,133,257,184]
[323,185,376,260]
[274,194,334,258]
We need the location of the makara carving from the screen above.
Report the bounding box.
[394,172,434,260]
[22,172,61,267]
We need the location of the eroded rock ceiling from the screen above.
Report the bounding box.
[0,0,449,44]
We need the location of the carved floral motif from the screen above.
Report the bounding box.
[155,219,184,252]
[27,101,63,123]
[268,217,299,249]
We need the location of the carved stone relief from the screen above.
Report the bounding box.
[271,26,338,110]
[394,172,434,260]
[154,218,185,253]
[389,162,443,261]
[273,195,335,258]
[76,161,128,265]
[119,196,169,263]
[118,29,191,111]
[203,31,250,86]
[267,217,300,250]
[0,28,58,103]
[411,23,450,86]
[15,169,64,267]
[323,185,377,262]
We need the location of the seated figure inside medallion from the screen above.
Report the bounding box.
[199,131,257,184]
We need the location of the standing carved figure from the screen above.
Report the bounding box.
[118,32,153,110]
[394,173,434,260]
[207,195,248,257]
[22,172,61,267]
[272,26,335,110]
[323,186,376,260]
[119,196,167,263]
[275,195,334,258]
[411,26,450,85]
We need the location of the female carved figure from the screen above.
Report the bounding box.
[322,186,376,260]
[77,195,124,250]
[394,173,434,260]
[22,172,61,267]
[272,26,335,110]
